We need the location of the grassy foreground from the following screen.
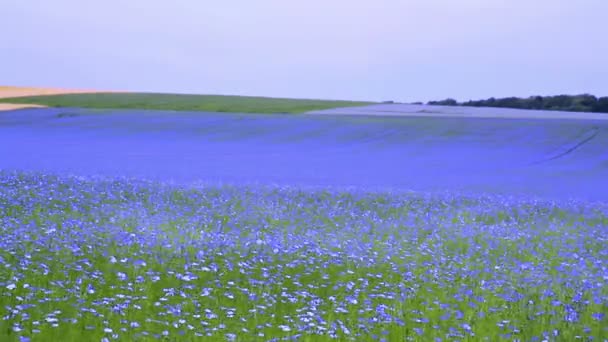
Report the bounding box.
[0,93,372,114]
[0,171,607,341]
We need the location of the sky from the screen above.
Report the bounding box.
[2,0,607,102]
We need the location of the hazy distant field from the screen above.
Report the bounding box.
[0,86,127,111]
[309,103,608,120]
[0,86,106,98]
[0,93,372,114]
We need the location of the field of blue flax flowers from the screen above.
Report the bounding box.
[1,171,607,341]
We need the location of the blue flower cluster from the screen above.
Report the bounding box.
[0,171,606,341]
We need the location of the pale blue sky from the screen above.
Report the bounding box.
[2,0,607,102]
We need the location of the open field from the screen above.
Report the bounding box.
[0,86,124,111]
[0,86,113,99]
[0,172,606,341]
[0,92,373,114]
[0,103,46,111]
[1,106,607,341]
[1,107,607,201]
[308,103,608,120]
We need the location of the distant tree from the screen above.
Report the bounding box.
[428,98,458,106]
[571,94,598,112]
[426,94,608,114]
[578,94,597,106]
[595,97,608,113]
[529,96,544,110]
[494,97,521,108]
[544,95,573,110]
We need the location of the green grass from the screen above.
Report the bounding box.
[0,93,373,114]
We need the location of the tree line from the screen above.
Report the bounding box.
[427,94,608,113]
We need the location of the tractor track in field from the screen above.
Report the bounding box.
[531,127,599,165]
